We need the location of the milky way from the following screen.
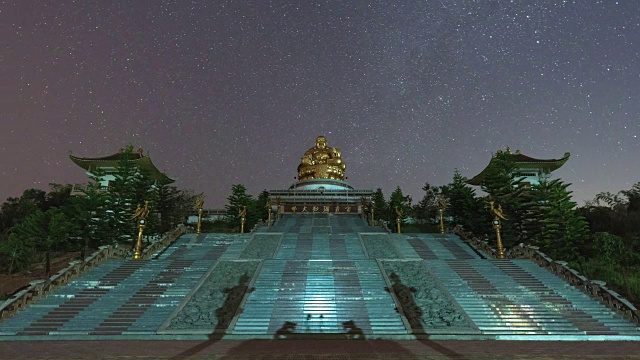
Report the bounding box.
[2,1,639,207]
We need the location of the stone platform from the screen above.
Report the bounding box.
[0,214,638,341]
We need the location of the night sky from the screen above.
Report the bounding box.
[2,1,639,208]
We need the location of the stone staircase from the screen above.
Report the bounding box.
[1,215,638,340]
[231,260,406,335]
[0,234,247,336]
[426,259,639,336]
[265,214,373,234]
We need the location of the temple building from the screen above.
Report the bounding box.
[69,147,174,195]
[269,135,372,214]
[467,147,570,188]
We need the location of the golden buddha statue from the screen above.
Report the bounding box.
[297,136,346,181]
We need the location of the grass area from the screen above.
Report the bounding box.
[572,258,640,307]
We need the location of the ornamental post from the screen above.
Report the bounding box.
[395,206,403,234]
[437,195,447,234]
[266,200,272,226]
[195,195,204,234]
[238,206,247,234]
[371,203,376,227]
[489,200,507,259]
[132,200,150,260]
[493,217,505,259]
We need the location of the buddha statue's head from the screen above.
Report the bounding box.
[315,136,327,149]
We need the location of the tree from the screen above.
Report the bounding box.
[69,169,112,260]
[371,188,387,225]
[45,183,73,210]
[581,182,640,238]
[0,232,35,274]
[441,169,488,235]
[255,190,271,225]
[534,179,589,260]
[412,182,441,224]
[224,184,256,231]
[107,146,159,243]
[0,189,47,233]
[388,186,411,224]
[11,208,76,277]
[479,152,531,248]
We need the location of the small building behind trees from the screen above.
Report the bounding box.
[69,147,174,195]
[467,147,570,189]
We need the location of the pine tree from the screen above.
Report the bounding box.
[255,190,271,225]
[224,184,255,231]
[1,232,35,274]
[371,188,387,225]
[441,169,487,234]
[70,168,111,259]
[536,179,589,260]
[479,151,530,248]
[388,186,411,224]
[11,208,76,277]
[412,182,441,225]
[108,146,140,243]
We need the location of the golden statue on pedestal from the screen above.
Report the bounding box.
[297,136,346,181]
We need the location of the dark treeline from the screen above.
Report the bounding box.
[1,149,638,304]
[0,146,197,277]
[373,152,639,304]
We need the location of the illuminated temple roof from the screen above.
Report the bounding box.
[69,149,175,185]
[467,149,570,186]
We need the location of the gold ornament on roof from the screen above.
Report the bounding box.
[297,136,346,181]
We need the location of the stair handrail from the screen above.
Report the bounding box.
[453,226,498,258]
[454,226,639,325]
[509,243,640,326]
[0,224,188,321]
[0,244,127,321]
[139,224,188,259]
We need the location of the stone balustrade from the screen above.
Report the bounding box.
[453,226,498,258]
[138,225,188,259]
[0,225,187,320]
[453,226,640,326]
[508,243,640,326]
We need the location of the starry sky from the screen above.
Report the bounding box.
[2,1,639,208]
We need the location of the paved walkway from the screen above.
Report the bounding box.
[2,339,640,359]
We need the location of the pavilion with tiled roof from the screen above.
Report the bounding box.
[467,148,570,187]
[69,148,174,194]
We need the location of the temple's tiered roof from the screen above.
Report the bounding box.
[467,150,570,186]
[69,149,174,185]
